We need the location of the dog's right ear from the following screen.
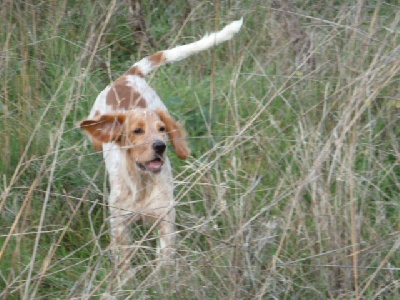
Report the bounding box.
[80,113,126,144]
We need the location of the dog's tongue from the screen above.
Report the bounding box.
[146,159,162,172]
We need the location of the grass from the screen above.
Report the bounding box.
[1,0,400,299]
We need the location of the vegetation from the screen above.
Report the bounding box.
[1,0,399,299]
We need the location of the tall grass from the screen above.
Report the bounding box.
[1,0,399,299]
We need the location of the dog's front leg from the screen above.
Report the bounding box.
[109,206,133,268]
[156,209,176,264]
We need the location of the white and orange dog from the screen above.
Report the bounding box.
[80,19,243,264]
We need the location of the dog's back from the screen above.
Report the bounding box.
[87,19,243,150]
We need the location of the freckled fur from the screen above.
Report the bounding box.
[79,19,242,266]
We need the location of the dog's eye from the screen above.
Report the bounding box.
[133,128,144,134]
[159,126,166,132]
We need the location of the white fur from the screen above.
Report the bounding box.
[132,57,154,76]
[125,76,167,110]
[133,18,243,75]
[164,18,243,62]
[82,18,243,267]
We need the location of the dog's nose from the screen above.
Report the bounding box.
[153,140,166,155]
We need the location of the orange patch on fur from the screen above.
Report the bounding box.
[125,66,145,77]
[149,51,166,67]
[106,77,147,110]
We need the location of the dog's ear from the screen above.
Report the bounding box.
[157,110,190,160]
[80,113,126,144]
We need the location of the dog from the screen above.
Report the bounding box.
[80,18,243,265]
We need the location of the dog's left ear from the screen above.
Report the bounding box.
[157,110,190,160]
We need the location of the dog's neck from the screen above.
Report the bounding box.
[121,152,159,201]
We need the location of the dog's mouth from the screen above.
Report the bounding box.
[137,157,164,173]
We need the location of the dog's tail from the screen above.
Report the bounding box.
[126,18,243,77]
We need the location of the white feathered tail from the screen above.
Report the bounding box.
[127,18,243,76]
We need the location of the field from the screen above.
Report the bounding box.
[1,0,399,299]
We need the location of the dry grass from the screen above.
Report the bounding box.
[1,0,399,299]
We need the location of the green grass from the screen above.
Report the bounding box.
[1,0,400,299]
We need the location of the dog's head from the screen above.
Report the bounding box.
[80,108,189,173]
